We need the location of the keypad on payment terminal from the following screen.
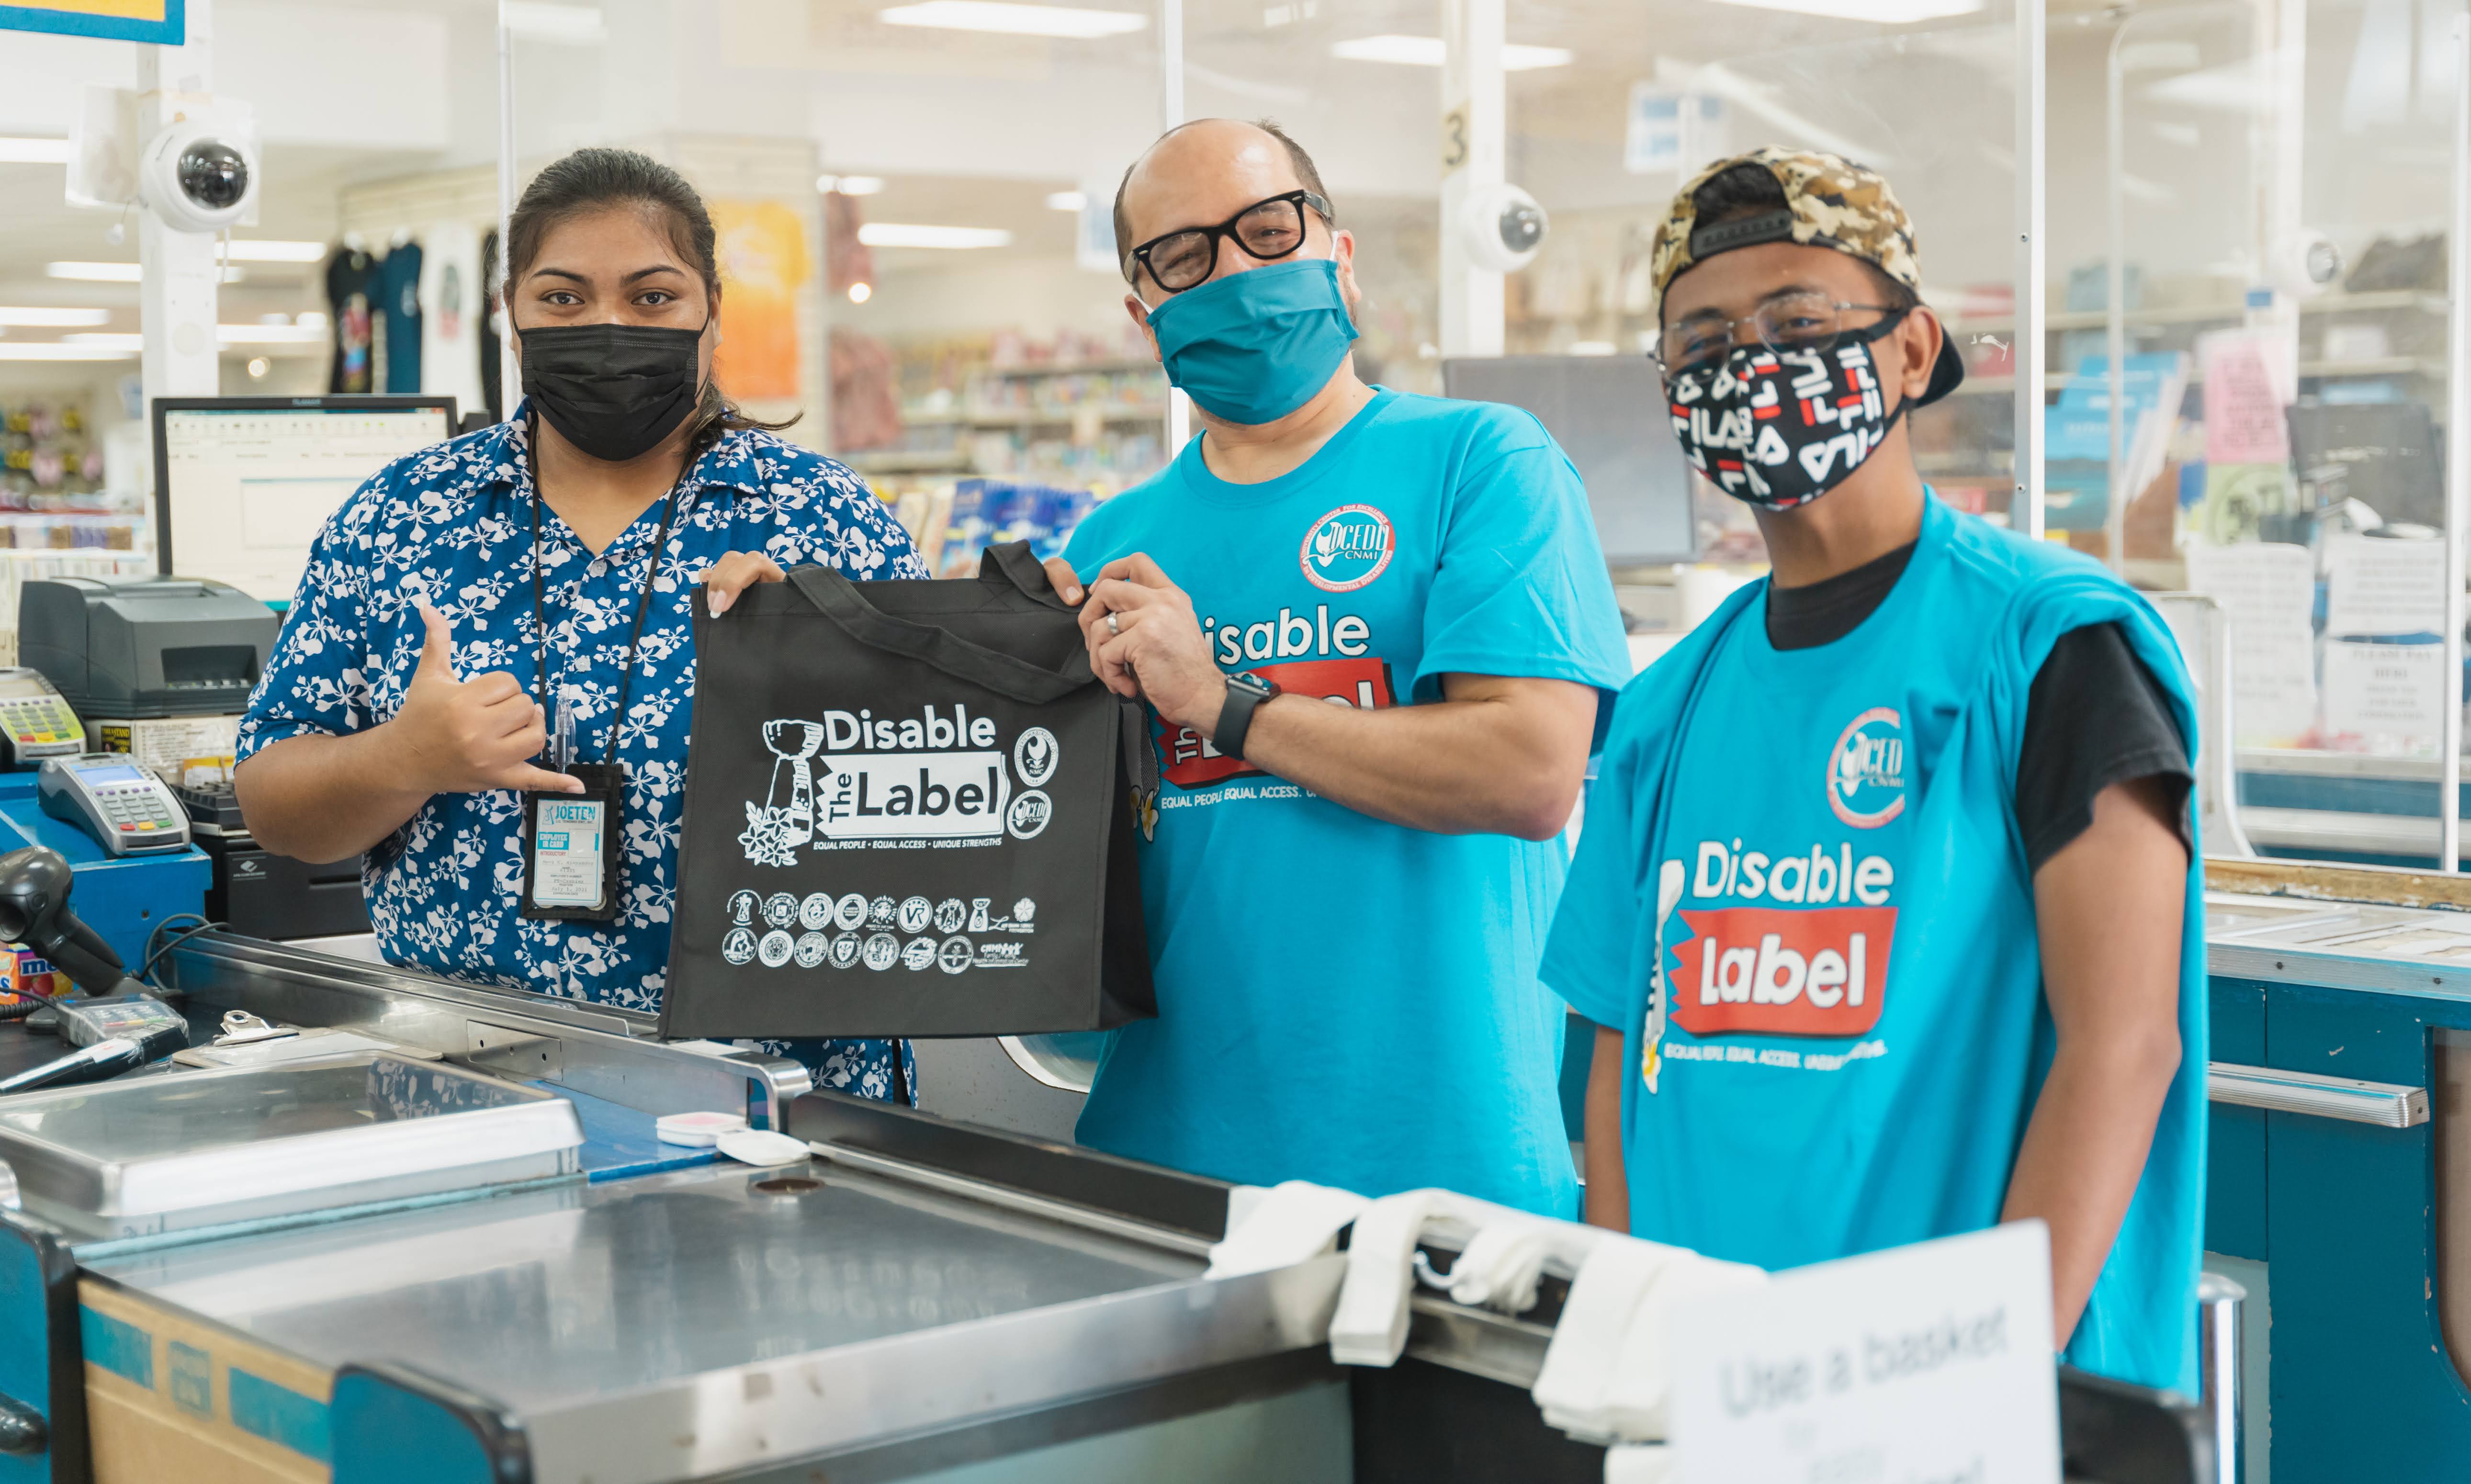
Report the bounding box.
[95,780,179,838]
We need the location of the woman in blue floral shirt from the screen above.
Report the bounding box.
[235,148,923,1101]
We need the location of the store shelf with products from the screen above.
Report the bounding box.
[850,332,1173,491]
[1939,286,2449,338]
[1954,358,2449,396]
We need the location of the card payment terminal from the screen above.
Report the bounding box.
[40,754,192,856]
[0,668,86,768]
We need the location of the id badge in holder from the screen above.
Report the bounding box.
[523,701,626,921]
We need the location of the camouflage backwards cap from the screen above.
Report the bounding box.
[1650,146,1960,405]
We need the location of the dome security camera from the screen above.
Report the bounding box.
[2269,230,2344,300]
[1459,183,1549,273]
[137,119,259,234]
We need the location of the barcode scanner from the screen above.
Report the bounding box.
[0,847,189,1092]
[0,846,148,999]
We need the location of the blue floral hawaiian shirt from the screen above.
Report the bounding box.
[237,409,927,1101]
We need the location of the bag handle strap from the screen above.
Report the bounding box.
[784,562,1094,704]
[978,540,1076,611]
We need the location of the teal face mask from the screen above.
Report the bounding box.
[1143,258,1359,426]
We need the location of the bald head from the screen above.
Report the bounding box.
[1113,118,1333,293]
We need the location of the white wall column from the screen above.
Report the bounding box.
[136,0,220,404]
[1437,0,1504,357]
[2013,0,2046,538]
[1161,0,1188,453]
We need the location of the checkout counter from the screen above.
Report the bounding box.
[0,928,2214,1484]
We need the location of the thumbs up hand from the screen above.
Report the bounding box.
[389,602,584,796]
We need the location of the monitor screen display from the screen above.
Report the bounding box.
[73,764,143,784]
[1441,356,1697,568]
[157,402,454,601]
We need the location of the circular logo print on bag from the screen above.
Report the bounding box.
[830,932,861,969]
[793,932,829,968]
[938,936,974,974]
[1007,790,1052,840]
[867,896,898,930]
[862,933,900,971]
[1298,504,1396,593]
[722,927,757,965]
[935,898,968,933]
[1826,707,1907,829]
[762,893,799,930]
[898,896,934,933]
[901,937,938,971]
[726,890,759,927]
[799,894,834,931]
[757,930,795,968]
[834,893,869,932]
[1014,727,1060,787]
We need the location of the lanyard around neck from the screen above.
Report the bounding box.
[528,422,688,768]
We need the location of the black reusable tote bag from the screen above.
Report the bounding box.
[660,542,1156,1040]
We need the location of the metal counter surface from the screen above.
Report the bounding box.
[82,1160,1198,1412]
[68,1154,1344,1484]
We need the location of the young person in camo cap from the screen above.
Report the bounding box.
[1543,146,2210,1391]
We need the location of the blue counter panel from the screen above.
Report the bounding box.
[2236,771,2471,817]
[2206,981,2267,1263]
[2253,980,2471,1482]
[0,774,208,974]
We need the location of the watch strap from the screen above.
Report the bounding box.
[1214,674,1275,762]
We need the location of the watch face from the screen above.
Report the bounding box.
[1230,672,1275,698]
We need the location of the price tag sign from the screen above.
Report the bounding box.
[1670,1222,2060,1484]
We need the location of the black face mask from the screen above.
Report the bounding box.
[519,320,708,462]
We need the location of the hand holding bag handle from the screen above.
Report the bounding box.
[977,540,1076,612]
[782,541,1160,810]
[782,543,1092,705]
[975,543,1156,800]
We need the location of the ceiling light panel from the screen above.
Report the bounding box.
[47,262,244,284]
[0,307,110,327]
[0,138,72,165]
[879,1,1147,39]
[0,344,135,360]
[1704,0,1983,24]
[221,240,329,264]
[1328,34,1574,69]
[857,224,1015,249]
[217,325,327,345]
[502,1,606,45]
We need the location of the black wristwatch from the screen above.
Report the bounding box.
[1214,672,1280,762]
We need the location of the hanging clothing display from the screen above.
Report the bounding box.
[479,228,503,420]
[379,238,424,395]
[325,243,380,394]
[419,221,486,417]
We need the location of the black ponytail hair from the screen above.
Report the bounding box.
[505,146,796,454]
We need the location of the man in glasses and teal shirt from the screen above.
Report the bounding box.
[1037,118,1630,1215]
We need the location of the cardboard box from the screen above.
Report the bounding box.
[86,715,240,787]
[0,944,65,1011]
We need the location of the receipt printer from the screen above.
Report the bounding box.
[21,576,278,720]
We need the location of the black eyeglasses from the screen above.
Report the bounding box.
[1126,189,1335,293]
[1653,294,1905,375]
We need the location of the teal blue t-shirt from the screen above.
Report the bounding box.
[1062,387,1632,1215]
[1542,494,2208,1394]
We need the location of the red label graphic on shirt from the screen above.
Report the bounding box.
[1161,656,1396,788]
[1670,905,1896,1037]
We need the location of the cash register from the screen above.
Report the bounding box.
[19,574,278,720]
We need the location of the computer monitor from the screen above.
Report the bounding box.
[151,395,457,602]
[1441,355,1697,568]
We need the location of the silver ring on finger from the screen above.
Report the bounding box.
[1106,610,1120,636]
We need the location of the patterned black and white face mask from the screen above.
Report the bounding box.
[1665,315,1907,512]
